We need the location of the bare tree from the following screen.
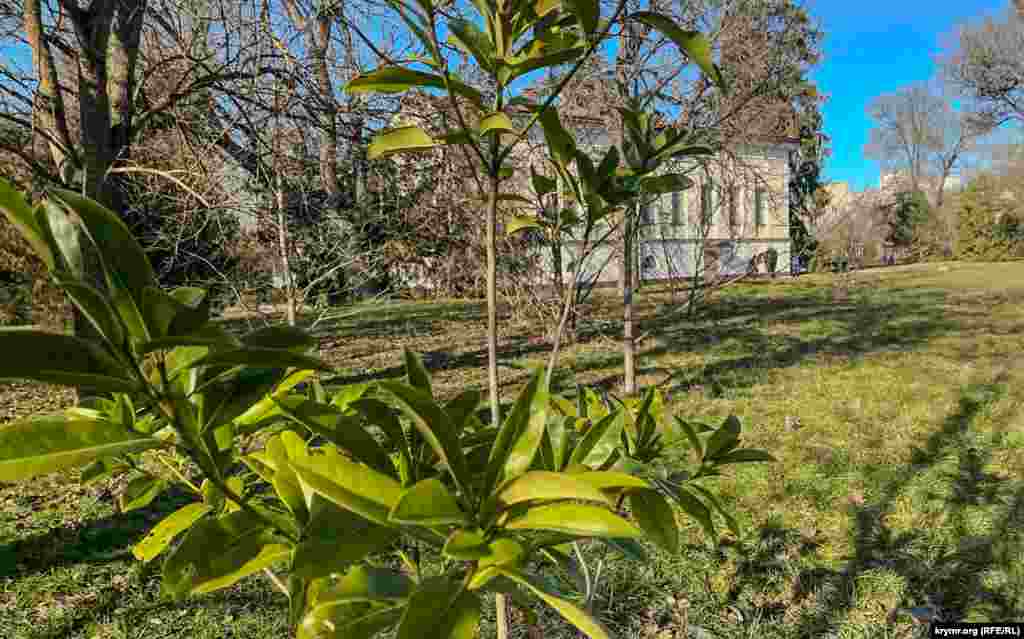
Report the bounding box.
[942,3,1024,128]
[864,80,987,209]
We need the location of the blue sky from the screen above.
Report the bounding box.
[810,0,1009,190]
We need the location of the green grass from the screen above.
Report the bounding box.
[2,261,1023,638]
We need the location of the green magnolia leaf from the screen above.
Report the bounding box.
[368,126,437,160]
[673,417,704,461]
[601,537,647,562]
[266,432,310,524]
[445,390,482,434]
[57,279,125,349]
[241,325,317,351]
[315,564,413,605]
[233,369,315,431]
[396,577,480,639]
[530,166,557,197]
[299,603,404,639]
[496,471,611,508]
[390,477,468,526]
[293,497,400,580]
[713,448,776,465]
[0,415,161,482]
[275,397,394,475]
[120,475,168,512]
[161,509,289,598]
[478,537,527,571]
[704,415,741,461]
[563,0,598,35]
[504,46,584,83]
[375,382,470,497]
[630,12,725,89]
[492,567,614,639]
[187,347,331,372]
[0,329,140,392]
[448,18,496,72]
[663,483,716,542]
[573,471,651,491]
[506,215,542,234]
[50,188,158,302]
[686,483,741,539]
[629,489,678,553]
[289,446,403,526]
[443,528,489,560]
[483,367,549,498]
[479,111,516,136]
[132,502,212,563]
[568,409,625,469]
[346,67,484,106]
[535,0,560,17]
[538,107,576,168]
[0,179,55,269]
[403,349,433,397]
[504,503,641,538]
[639,173,694,195]
[42,200,82,277]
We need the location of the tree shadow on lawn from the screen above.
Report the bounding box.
[575,287,958,397]
[0,484,194,580]
[722,381,1023,634]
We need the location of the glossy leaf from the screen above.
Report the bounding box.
[299,604,404,639]
[57,279,125,349]
[630,12,725,89]
[568,410,625,468]
[41,200,82,277]
[573,471,651,491]
[120,475,168,512]
[686,483,741,539]
[187,347,331,372]
[403,348,433,397]
[275,397,393,475]
[161,509,289,598]
[289,446,403,526]
[0,329,140,392]
[639,173,694,195]
[0,415,161,482]
[504,503,641,538]
[483,367,549,498]
[493,567,614,639]
[293,497,400,580]
[443,528,489,560]
[538,107,576,168]
[346,67,484,106]
[390,477,468,526]
[673,417,704,461]
[704,415,741,461]
[448,18,495,72]
[368,126,437,160]
[530,166,557,197]
[396,577,480,639]
[496,471,611,508]
[376,382,470,496]
[0,179,54,269]
[663,483,716,542]
[506,215,542,234]
[479,111,516,136]
[713,448,776,465]
[629,489,678,553]
[132,502,212,563]
[50,188,158,301]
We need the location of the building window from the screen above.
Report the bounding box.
[755,187,765,227]
[671,191,682,225]
[701,181,713,227]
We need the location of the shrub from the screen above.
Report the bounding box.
[0,180,774,639]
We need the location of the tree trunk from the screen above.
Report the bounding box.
[276,176,297,326]
[622,202,636,396]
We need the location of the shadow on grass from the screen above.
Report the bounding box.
[722,380,1023,633]
[0,484,194,580]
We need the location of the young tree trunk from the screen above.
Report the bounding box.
[622,202,637,396]
[485,171,509,638]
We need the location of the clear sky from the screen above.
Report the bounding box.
[810,0,1010,190]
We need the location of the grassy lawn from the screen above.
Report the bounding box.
[2,261,1022,638]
